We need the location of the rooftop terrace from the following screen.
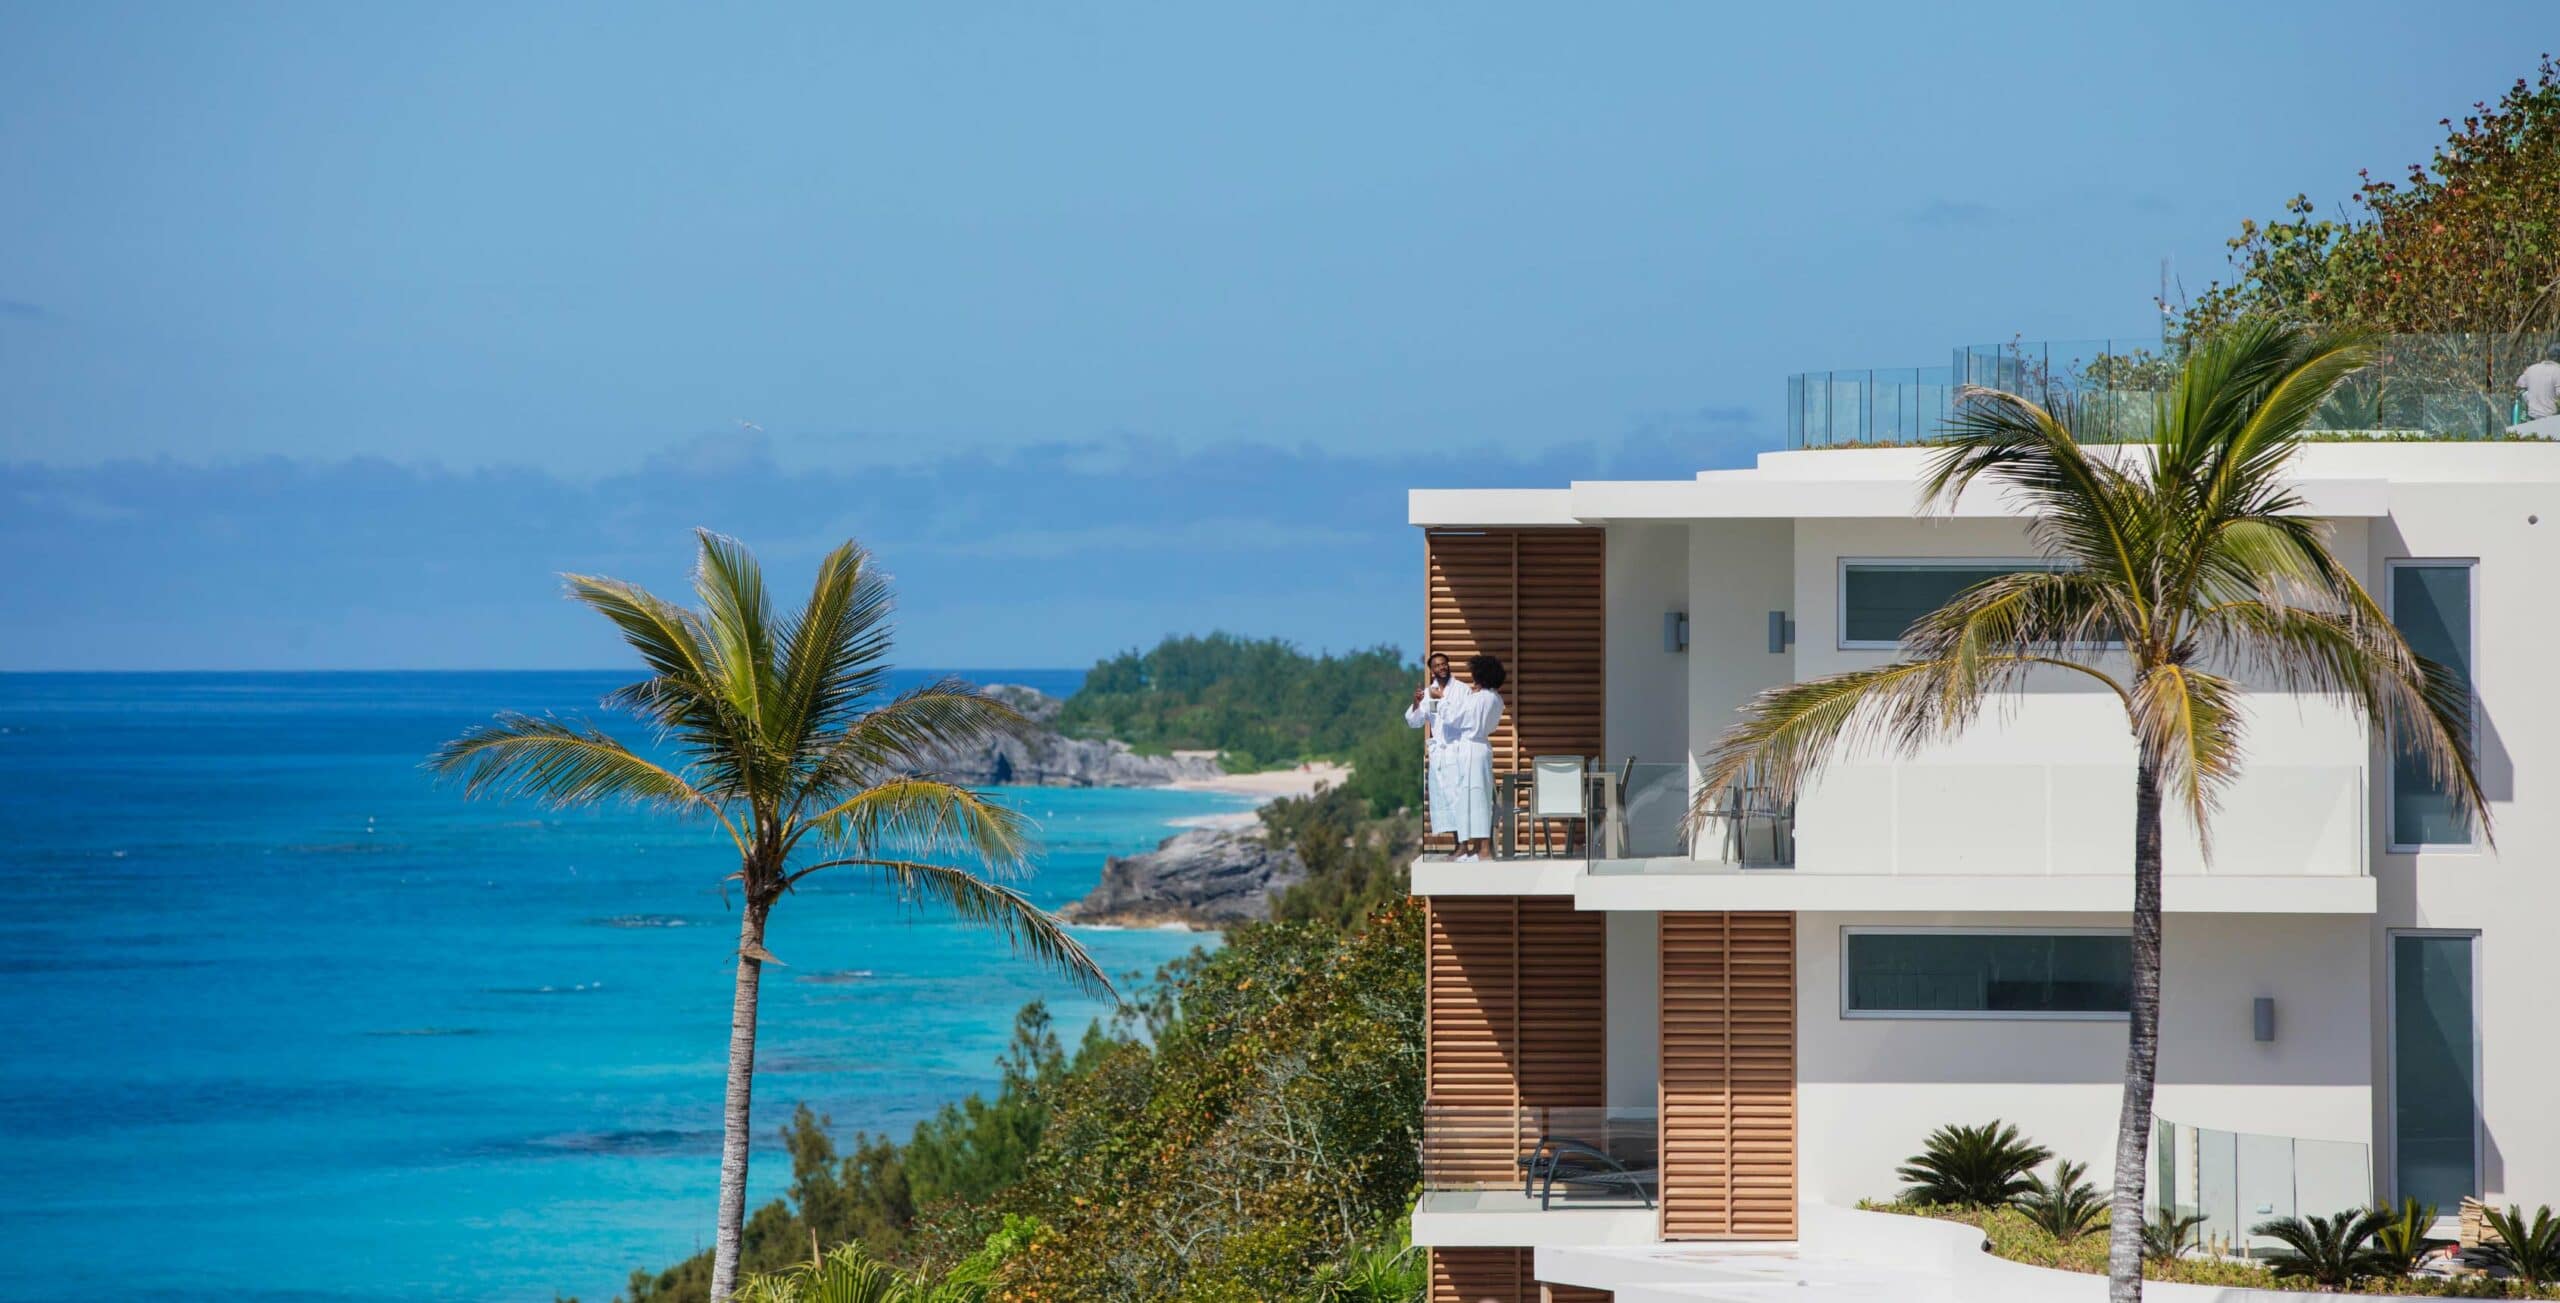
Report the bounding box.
[1788,332,2560,448]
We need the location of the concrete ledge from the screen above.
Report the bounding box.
[1574,869,2375,915]
[1410,855,1582,897]
[1410,1192,1657,1248]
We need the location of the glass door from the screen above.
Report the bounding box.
[2391,933,2479,1208]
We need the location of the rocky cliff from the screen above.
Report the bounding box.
[1058,827,1307,930]
[917,685,1224,788]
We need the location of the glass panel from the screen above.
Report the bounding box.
[1843,931,2130,1015]
[2393,934,2478,1208]
[2390,564,2474,846]
[1842,563,2035,645]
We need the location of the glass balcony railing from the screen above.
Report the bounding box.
[1481,761,1792,865]
[1421,1105,1659,1211]
[2151,1117,2372,1260]
[1790,331,2560,448]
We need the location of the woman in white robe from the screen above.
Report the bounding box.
[1404,652,1463,836]
[1410,653,1506,859]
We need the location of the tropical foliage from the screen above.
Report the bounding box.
[2185,57,2560,341]
[2370,1198,2443,1278]
[1060,633,1415,772]
[1894,1121,2052,1209]
[2016,1160,2109,1245]
[2140,1209,2208,1264]
[433,531,1112,1302]
[2482,1206,2560,1289]
[1694,322,2490,1303]
[2255,1208,2394,1289]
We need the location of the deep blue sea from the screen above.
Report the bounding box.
[0,672,1239,1303]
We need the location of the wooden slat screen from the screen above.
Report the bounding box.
[1423,528,1605,852]
[1424,1250,1612,1303]
[1659,911,1797,1240]
[1423,896,1606,1187]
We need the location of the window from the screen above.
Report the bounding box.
[2387,561,2476,849]
[1842,928,2130,1019]
[1839,560,2046,649]
[2389,932,2478,1208]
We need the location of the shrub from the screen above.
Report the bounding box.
[2253,1208,2388,1289]
[2480,1204,2560,1289]
[2013,1160,2107,1244]
[2366,1196,2440,1278]
[1895,1121,2052,1208]
[2142,1208,2209,1264]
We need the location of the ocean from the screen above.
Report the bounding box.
[0,672,1241,1303]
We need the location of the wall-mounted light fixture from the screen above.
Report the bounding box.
[2253,997,2277,1043]
[1664,611,1689,654]
[1767,611,1796,654]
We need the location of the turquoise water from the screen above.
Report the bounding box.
[0,672,1236,1303]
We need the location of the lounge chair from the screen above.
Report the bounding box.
[1517,1135,1658,1209]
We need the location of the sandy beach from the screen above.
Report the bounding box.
[1161,762,1351,829]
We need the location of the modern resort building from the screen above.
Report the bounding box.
[1404,340,2558,1301]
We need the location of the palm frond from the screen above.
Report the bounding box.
[804,682,1032,792]
[769,540,898,751]
[692,528,782,731]
[790,777,1035,873]
[1927,388,2153,604]
[785,856,1115,1000]
[2130,663,2243,852]
[564,573,721,698]
[427,713,738,845]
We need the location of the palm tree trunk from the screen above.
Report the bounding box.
[2106,757,2165,1303]
[708,894,772,1303]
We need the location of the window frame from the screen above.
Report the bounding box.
[1837,925,2133,1022]
[2383,558,2481,854]
[2383,927,2483,1215]
[1835,556,2063,652]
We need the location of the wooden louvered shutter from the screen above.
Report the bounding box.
[1659,911,1797,1240]
[1423,897,1605,1187]
[1423,528,1605,853]
[1425,1249,1613,1303]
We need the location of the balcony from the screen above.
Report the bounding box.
[1789,332,2560,448]
[1415,1105,1662,1248]
[1417,758,2377,915]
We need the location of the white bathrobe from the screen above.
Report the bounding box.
[1407,681,1503,840]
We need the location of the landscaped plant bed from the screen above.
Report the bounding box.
[1859,1201,2560,1298]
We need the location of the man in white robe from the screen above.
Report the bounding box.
[1406,652,1507,859]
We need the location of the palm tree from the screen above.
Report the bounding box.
[1687,321,2487,1302]
[430,531,1113,1302]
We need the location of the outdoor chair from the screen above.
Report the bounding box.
[1516,1135,1658,1209]
[1528,755,1588,858]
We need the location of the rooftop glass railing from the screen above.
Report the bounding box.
[1789,332,2560,448]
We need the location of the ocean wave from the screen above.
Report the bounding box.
[794,969,875,985]
[481,981,608,996]
[588,914,692,929]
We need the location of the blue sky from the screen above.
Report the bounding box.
[1,3,2545,669]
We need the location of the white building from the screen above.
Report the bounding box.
[1403,438,2556,1302]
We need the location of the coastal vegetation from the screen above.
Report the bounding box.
[1693,322,2489,1302]
[603,780,1424,1303]
[1059,633,1420,789]
[432,531,1113,1303]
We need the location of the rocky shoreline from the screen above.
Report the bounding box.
[1058,826,1306,931]
[918,685,1224,788]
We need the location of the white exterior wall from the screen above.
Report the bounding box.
[1683,519,1794,773]
[1605,522,1691,766]
[2365,477,2560,1208]
[1793,910,2374,1206]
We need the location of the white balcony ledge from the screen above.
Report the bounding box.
[1409,854,1582,897]
[1573,865,2374,915]
[1410,1191,1659,1248]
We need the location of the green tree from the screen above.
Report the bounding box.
[1060,633,1415,765]
[2183,56,2560,420]
[1688,323,2487,1302]
[431,531,1112,1302]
